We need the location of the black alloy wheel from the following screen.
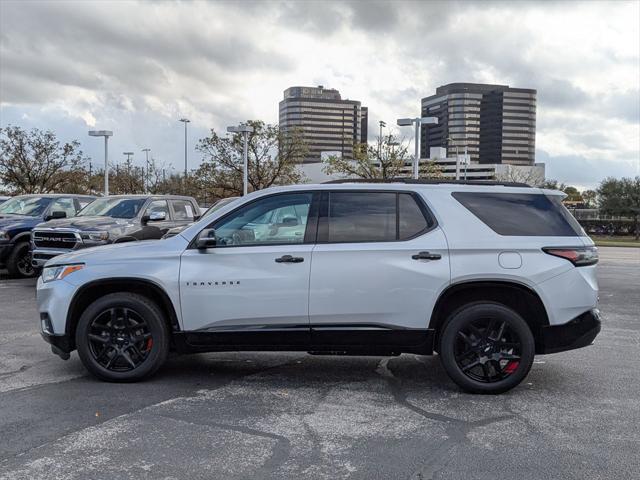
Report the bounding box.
[7,242,36,278]
[88,307,153,372]
[454,317,522,383]
[439,302,535,394]
[76,293,169,382]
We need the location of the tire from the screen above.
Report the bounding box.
[75,293,170,382]
[6,241,37,278]
[439,302,535,394]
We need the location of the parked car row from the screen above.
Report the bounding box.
[0,193,207,278]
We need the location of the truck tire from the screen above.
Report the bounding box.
[439,302,535,394]
[6,241,37,278]
[75,292,170,382]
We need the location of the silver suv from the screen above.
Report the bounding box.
[36,181,600,394]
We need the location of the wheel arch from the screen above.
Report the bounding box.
[429,280,549,352]
[65,278,180,349]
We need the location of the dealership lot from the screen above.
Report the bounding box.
[0,247,638,479]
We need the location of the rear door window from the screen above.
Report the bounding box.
[326,192,433,243]
[452,192,585,236]
[171,200,195,221]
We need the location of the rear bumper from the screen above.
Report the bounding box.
[537,308,601,354]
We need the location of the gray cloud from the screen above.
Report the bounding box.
[0,0,637,186]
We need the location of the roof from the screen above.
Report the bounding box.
[92,194,197,200]
[11,193,96,198]
[323,178,531,188]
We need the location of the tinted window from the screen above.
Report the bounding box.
[452,192,585,236]
[328,192,396,242]
[213,193,313,246]
[171,200,195,221]
[399,193,430,240]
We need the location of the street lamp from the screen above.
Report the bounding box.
[179,118,190,179]
[227,123,254,196]
[142,148,151,193]
[397,117,438,179]
[123,151,134,163]
[88,130,113,196]
[378,120,386,155]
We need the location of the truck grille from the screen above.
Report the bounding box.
[33,231,79,249]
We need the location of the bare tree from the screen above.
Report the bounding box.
[0,125,87,194]
[323,134,442,180]
[196,120,307,196]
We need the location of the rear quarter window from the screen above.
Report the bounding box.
[452,192,585,237]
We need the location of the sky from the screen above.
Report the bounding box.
[0,0,639,189]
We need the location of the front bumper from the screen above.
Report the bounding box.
[537,308,601,354]
[32,248,71,268]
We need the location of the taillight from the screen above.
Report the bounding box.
[543,246,598,266]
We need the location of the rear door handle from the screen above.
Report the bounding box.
[275,255,304,263]
[412,251,442,260]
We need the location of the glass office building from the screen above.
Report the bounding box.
[279,86,368,163]
[421,83,536,166]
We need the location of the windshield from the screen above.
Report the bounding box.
[203,197,239,217]
[0,196,50,217]
[77,198,146,219]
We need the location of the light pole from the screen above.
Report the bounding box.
[227,123,254,196]
[88,130,113,196]
[378,120,386,155]
[179,118,190,179]
[397,117,438,179]
[142,148,151,192]
[123,151,134,163]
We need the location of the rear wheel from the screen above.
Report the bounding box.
[75,293,169,382]
[439,302,534,394]
[6,241,36,278]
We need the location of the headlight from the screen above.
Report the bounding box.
[42,264,84,283]
[0,230,9,241]
[80,231,109,242]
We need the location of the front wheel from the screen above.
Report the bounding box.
[75,293,169,382]
[6,242,37,278]
[439,302,535,394]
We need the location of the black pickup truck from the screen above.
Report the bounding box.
[31,194,199,267]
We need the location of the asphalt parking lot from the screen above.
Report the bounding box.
[0,247,638,480]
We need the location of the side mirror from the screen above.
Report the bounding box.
[143,211,166,224]
[196,228,217,249]
[45,211,66,221]
[281,216,298,227]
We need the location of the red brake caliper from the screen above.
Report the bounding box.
[504,361,519,374]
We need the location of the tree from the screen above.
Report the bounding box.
[582,190,597,208]
[196,120,307,196]
[598,176,640,239]
[0,125,87,194]
[322,134,442,180]
[496,167,546,186]
[562,185,583,202]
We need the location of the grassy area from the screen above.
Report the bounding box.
[590,235,640,247]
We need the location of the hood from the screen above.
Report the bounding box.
[0,215,40,232]
[45,234,189,267]
[39,216,136,232]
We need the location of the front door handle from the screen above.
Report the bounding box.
[412,251,442,261]
[275,255,304,263]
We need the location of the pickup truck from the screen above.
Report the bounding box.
[31,194,199,268]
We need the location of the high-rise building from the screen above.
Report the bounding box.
[420,83,536,166]
[279,86,368,163]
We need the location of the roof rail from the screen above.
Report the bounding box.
[322,178,531,187]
